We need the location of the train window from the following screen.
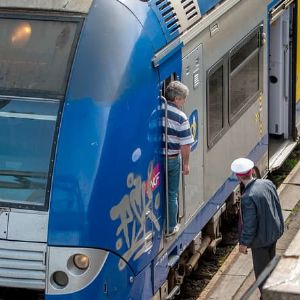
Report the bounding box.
[0,16,81,99]
[229,26,262,123]
[0,99,59,210]
[207,60,226,148]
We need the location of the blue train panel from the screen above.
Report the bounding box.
[48,0,166,276]
[197,0,223,15]
[118,0,167,52]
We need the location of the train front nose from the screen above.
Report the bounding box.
[45,248,135,300]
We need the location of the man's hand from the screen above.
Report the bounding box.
[182,164,190,175]
[180,144,191,175]
[239,244,248,254]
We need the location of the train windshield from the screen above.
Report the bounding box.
[0,17,79,98]
[0,99,59,209]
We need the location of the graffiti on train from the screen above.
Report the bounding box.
[110,161,161,270]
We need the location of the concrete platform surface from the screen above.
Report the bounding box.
[197,160,300,300]
[263,227,300,299]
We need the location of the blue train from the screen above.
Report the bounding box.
[0,0,298,299]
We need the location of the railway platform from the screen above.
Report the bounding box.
[196,160,300,300]
[263,224,300,299]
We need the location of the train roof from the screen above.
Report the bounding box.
[0,0,230,39]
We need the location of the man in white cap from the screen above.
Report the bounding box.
[231,158,284,295]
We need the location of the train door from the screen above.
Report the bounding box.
[181,44,204,224]
[158,45,203,238]
[269,0,297,170]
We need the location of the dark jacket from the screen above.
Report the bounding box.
[239,179,284,248]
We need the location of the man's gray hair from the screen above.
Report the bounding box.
[165,81,189,102]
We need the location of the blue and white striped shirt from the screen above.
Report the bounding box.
[162,102,194,155]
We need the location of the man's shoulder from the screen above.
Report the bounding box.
[244,179,266,196]
[167,105,188,122]
[248,178,277,200]
[253,178,275,189]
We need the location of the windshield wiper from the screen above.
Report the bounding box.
[0,169,47,179]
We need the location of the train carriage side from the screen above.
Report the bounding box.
[151,0,270,298]
[183,0,268,214]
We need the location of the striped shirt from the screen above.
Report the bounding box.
[162,102,194,155]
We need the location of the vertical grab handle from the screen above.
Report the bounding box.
[160,95,170,235]
[282,20,289,101]
[179,170,186,221]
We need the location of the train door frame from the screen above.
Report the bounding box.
[268,0,298,170]
[158,42,204,237]
[181,44,204,224]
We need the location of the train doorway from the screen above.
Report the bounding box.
[268,0,298,171]
[159,43,204,239]
[159,74,188,238]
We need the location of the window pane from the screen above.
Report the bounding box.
[0,18,78,97]
[208,66,223,142]
[0,99,59,208]
[230,53,259,116]
[231,33,259,71]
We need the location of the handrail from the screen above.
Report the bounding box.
[160,95,170,235]
[179,168,186,221]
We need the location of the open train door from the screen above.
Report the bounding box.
[268,0,298,171]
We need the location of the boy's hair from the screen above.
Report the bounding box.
[165,81,189,102]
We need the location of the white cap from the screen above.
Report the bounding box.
[231,158,254,174]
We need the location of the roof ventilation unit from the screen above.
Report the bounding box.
[150,0,201,41]
[155,0,181,38]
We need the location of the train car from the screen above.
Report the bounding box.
[0,0,298,299]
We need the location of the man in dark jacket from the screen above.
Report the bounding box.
[231,158,284,292]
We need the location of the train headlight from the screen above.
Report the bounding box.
[73,254,90,270]
[47,247,108,295]
[52,271,69,288]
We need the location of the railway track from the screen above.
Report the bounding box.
[176,215,239,300]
